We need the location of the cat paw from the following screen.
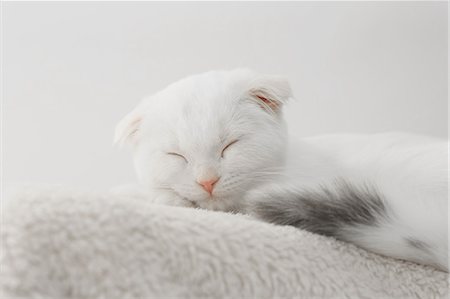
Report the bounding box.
[111,184,195,208]
[152,192,196,208]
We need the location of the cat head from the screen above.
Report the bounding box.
[114,69,292,211]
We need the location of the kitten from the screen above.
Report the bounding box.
[115,69,448,271]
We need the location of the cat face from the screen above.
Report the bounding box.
[115,69,292,211]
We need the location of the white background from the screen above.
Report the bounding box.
[3,2,448,194]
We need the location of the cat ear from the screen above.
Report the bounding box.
[113,107,143,147]
[248,75,292,114]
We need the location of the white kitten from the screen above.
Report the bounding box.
[115,69,448,271]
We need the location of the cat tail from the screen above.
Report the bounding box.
[248,179,388,237]
[247,179,448,272]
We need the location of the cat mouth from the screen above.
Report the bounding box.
[201,192,233,202]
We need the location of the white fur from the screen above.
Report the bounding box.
[115,69,448,271]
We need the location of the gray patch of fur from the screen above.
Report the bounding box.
[250,179,388,237]
[405,237,431,253]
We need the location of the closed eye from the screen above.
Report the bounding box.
[221,140,239,158]
[167,152,188,163]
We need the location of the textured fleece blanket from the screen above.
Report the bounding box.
[1,188,448,299]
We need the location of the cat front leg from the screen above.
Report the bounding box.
[151,190,196,208]
[111,184,195,208]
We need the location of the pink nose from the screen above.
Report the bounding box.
[197,177,219,194]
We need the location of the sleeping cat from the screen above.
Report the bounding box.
[114,69,448,271]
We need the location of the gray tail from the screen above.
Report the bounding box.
[249,179,388,238]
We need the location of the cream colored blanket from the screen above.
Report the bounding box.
[1,188,448,298]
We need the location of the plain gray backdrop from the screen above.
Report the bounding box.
[3,1,448,194]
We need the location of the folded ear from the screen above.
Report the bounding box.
[113,107,143,147]
[248,74,292,114]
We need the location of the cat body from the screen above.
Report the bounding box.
[252,133,448,271]
[115,69,448,271]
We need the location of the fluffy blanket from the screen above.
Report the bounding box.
[1,188,448,299]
